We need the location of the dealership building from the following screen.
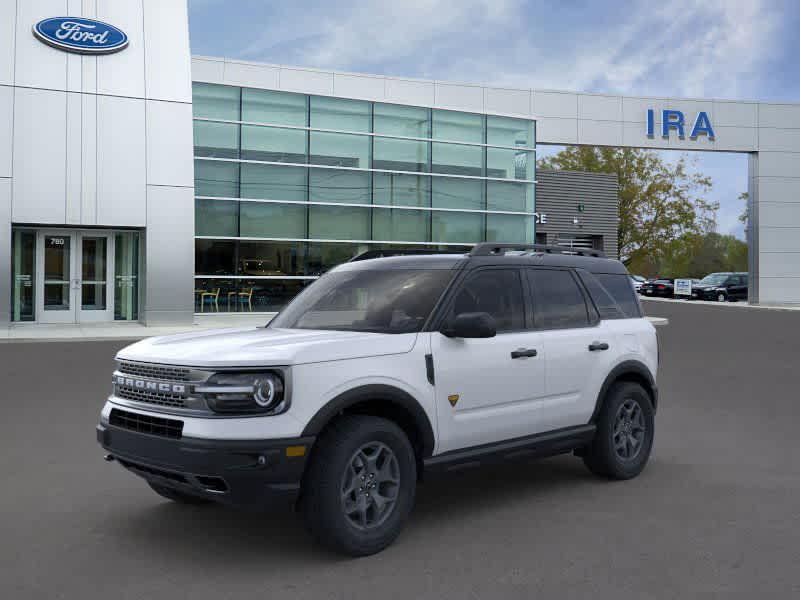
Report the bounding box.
[2,1,800,327]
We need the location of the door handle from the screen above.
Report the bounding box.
[588,341,609,351]
[511,348,538,359]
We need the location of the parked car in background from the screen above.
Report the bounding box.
[691,272,749,302]
[640,279,674,298]
[630,275,646,292]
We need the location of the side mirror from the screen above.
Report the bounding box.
[442,312,497,338]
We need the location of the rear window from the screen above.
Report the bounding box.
[594,273,642,318]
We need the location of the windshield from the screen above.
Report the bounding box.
[699,273,729,285]
[270,269,454,333]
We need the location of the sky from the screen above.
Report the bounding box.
[188,0,800,240]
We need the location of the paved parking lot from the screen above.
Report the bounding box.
[2,300,800,599]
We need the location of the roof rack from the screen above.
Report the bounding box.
[349,248,466,262]
[469,243,606,258]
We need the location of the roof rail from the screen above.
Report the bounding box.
[349,248,466,262]
[469,243,606,258]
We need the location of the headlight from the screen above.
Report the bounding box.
[714,287,727,291]
[196,372,287,415]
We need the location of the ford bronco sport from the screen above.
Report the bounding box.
[97,243,658,556]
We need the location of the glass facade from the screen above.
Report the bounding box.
[192,82,536,312]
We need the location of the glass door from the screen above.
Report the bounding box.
[78,232,114,322]
[36,231,77,323]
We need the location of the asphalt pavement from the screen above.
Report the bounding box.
[2,300,799,599]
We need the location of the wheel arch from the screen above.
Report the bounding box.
[301,384,436,461]
[590,360,658,422]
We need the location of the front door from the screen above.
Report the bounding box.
[431,268,547,453]
[36,231,114,323]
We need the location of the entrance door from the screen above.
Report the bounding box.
[36,231,114,323]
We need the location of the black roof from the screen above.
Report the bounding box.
[338,244,629,275]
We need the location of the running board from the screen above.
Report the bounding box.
[423,424,596,472]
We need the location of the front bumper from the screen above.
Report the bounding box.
[97,423,315,509]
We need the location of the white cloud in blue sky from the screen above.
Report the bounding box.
[189,0,800,238]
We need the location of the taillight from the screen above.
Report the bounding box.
[657,284,665,289]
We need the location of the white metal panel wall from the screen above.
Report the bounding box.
[14,0,69,90]
[146,100,194,187]
[0,0,16,86]
[0,85,11,178]
[142,0,192,103]
[0,178,10,324]
[96,0,146,98]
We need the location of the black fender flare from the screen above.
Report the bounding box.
[301,384,436,458]
[590,360,658,422]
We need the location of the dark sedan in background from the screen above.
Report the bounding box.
[640,279,675,298]
[691,272,749,302]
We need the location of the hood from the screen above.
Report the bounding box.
[116,327,418,368]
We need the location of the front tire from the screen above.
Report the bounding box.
[583,382,654,480]
[301,415,417,556]
[717,292,727,302]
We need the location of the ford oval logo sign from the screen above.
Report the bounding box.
[33,17,128,55]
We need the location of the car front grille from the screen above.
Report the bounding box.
[109,408,184,439]
[115,387,188,408]
[118,361,191,382]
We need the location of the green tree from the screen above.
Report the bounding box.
[538,147,717,271]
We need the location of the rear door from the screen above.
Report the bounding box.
[431,267,547,453]
[525,268,618,432]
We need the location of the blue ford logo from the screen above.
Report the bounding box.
[33,17,128,54]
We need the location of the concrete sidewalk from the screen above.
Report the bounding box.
[1,313,275,343]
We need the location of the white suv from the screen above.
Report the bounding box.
[97,243,658,556]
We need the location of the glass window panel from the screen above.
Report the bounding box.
[527,269,589,329]
[487,181,534,212]
[194,160,239,198]
[196,199,239,237]
[309,168,371,204]
[251,279,313,312]
[194,278,237,313]
[193,121,239,158]
[44,235,71,311]
[373,137,428,172]
[486,148,533,180]
[192,83,240,120]
[309,205,370,240]
[432,211,484,243]
[311,96,370,131]
[306,242,370,275]
[450,270,525,332]
[486,116,534,148]
[310,131,369,168]
[486,214,532,243]
[114,232,139,321]
[372,208,430,242]
[431,177,484,210]
[81,237,107,311]
[373,173,430,207]
[240,163,307,201]
[431,142,483,176]
[432,110,484,143]
[238,241,307,277]
[242,88,307,126]
[195,240,236,275]
[11,230,35,322]
[239,202,307,239]
[241,125,306,163]
[374,103,429,137]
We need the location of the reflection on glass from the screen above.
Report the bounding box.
[486,214,532,243]
[239,202,307,239]
[196,199,239,237]
[432,211,484,243]
[114,232,139,321]
[431,142,483,176]
[374,104,429,137]
[44,235,71,311]
[238,241,306,276]
[306,242,370,275]
[311,96,370,131]
[373,173,430,207]
[194,160,239,198]
[241,125,306,163]
[487,181,534,212]
[192,83,240,121]
[431,177,484,210]
[309,205,370,240]
[193,121,239,159]
[241,163,307,201]
[373,137,428,172]
[11,230,35,322]
[309,169,370,204]
[432,110,484,143]
[81,237,107,310]
[310,132,369,168]
[195,240,237,275]
[486,116,534,148]
[372,208,430,242]
[486,148,533,180]
[242,88,307,126]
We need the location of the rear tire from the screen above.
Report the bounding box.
[583,382,654,480]
[148,481,210,504]
[301,415,417,556]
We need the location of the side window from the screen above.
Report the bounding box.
[527,268,590,329]
[450,269,525,332]
[577,270,624,319]
[594,273,642,318]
